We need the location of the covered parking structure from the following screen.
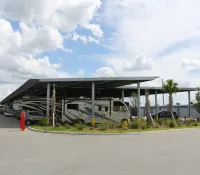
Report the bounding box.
[0,77,159,118]
[116,86,198,117]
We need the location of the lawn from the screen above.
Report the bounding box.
[31,118,200,133]
[31,123,200,133]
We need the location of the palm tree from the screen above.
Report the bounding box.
[145,89,156,127]
[162,79,179,115]
[145,89,150,125]
[51,84,56,127]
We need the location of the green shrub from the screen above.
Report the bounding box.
[76,124,85,130]
[101,120,120,129]
[193,122,198,126]
[39,118,49,126]
[164,120,168,125]
[169,120,175,128]
[141,122,147,130]
[99,124,108,131]
[56,123,62,127]
[107,121,117,129]
[94,124,99,128]
[186,122,190,126]
[64,123,70,129]
[129,120,139,129]
[157,119,164,125]
[138,118,145,123]
[176,119,184,127]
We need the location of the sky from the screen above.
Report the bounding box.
[0,0,200,106]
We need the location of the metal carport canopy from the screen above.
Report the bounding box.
[0,76,158,104]
[116,86,198,96]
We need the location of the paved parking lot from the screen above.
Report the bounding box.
[1,114,200,175]
[0,114,19,128]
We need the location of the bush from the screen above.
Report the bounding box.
[39,118,49,126]
[193,122,198,126]
[76,124,85,130]
[157,119,164,125]
[176,119,184,127]
[164,120,168,125]
[129,120,139,129]
[141,122,147,130]
[56,123,62,127]
[99,124,108,131]
[94,124,99,128]
[169,120,175,128]
[64,123,70,129]
[155,123,159,128]
[101,120,120,129]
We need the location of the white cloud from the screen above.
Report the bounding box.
[77,70,84,77]
[19,22,68,54]
[0,0,102,36]
[0,84,21,101]
[66,32,99,44]
[93,67,115,77]
[0,19,69,100]
[84,24,103,38]
[0,19,67,77]
[100,0,200,88]
[105,54,154,72]
[181,59,200,70]
[0,0,103,101]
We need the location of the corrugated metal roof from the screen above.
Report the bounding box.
[117,86,198,91]
[0,77,158,104]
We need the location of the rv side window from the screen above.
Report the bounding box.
[67,104,79,110]
[105,106,108,112]
[98,106,102,111]
[113,101,124,111]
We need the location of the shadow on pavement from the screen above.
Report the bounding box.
[0,114,19,128]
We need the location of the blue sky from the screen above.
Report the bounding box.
[9,18,113,77]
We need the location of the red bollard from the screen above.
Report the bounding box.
[20,112,26,131]
[20,114,22,130]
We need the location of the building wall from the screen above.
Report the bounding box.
[140,105,199,118]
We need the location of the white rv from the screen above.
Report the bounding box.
[3,104,15,117]
[62,98,130,124]
[12,97,130,124]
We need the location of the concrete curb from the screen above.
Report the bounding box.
[28,126,200,136]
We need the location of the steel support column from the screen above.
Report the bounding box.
[122,89,124,102]
[188,91,191,117]
[46,83,50,117]
[155,90,158,117]
[92,82,95,118]
[137,82,140,118]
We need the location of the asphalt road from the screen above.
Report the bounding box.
[1,114,200,175]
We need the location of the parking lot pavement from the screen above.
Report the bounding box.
[0,114,19,129]
[1,123,200,175]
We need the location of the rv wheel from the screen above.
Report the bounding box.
[25,120,31,126]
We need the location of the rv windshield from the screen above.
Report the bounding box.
[113,101,127,111]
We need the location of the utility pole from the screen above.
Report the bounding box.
[162,79,165,106]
